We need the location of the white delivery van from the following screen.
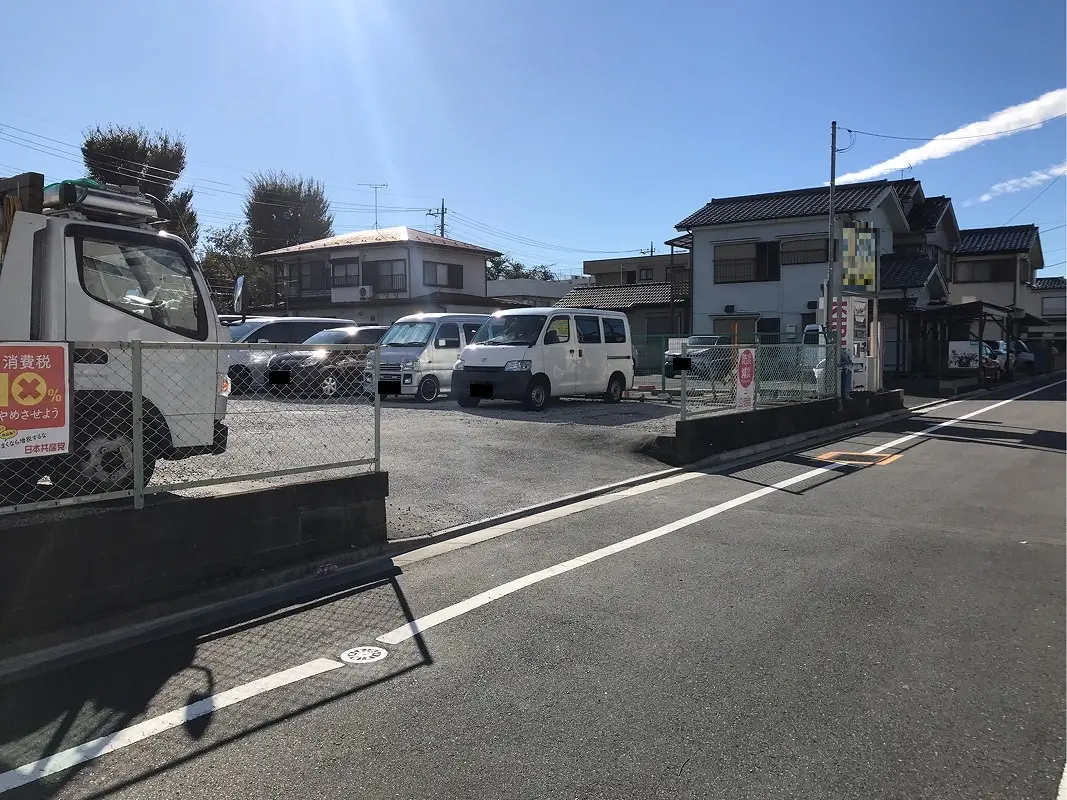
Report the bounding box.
[452,308,633,411]
[375,313,490,402]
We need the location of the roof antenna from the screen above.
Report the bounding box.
[899,165,913,180]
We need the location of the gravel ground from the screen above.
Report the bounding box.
[149,393,678,538]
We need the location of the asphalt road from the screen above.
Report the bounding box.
[1,376,1063,799]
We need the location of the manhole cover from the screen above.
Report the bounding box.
[340,646,388,664]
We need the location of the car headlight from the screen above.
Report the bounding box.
[402,359,421,370]
[217,372,232,397]
[504,360,532,372]
[249,351,272,363]
[453,360,465,370]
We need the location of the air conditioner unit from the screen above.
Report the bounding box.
[358,285,374,300]
[724,304,735,313]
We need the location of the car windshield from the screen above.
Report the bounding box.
[688,336,721,347]
[474,315,547,346]
[303,329,353,345]
[227,321,272,342]
[380,321,436,347]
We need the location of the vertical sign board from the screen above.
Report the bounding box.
[0,343,70,460]
[735,347,756,411]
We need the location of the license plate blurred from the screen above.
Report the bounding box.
[268,370,290,385]
[471,383,493,398]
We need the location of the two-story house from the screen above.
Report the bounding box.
[950,225,1046,333]
[258,226,512,325]
[583,252,692,286]
[674,179,916,337]
[575,249,693,336]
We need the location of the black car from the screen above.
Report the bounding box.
[267,326,388,396]
[663,335,733,380]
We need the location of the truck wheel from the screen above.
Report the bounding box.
[524,376,550,412]
[53,422,156,496]
[456,394,480,408]
[417,376,440,403]
[604,372,626,404]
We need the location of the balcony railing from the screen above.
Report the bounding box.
[371,274,407,294]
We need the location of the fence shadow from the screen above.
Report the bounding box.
[0,574,431,799]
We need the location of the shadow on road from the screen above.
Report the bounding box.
[0,575,431,799]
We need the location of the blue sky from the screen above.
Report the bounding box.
[1,0,1064,276]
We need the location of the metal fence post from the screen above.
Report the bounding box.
[660,336,667,392]
[753,335,761,410]
[373,344,381,472]
[131,340,145,510]
[679,341,688,422]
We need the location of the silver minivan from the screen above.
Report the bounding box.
[374,312,489,401]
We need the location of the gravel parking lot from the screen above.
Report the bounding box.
[152,393,678,539]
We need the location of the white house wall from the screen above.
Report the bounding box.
[690,207,896,334]
[409,245,488,298]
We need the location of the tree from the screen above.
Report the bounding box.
[80,125,198,248]
[487,255,557,281]
[198,224,274,311]
[244,170,334,255]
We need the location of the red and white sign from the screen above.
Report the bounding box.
[0,343,70,460]
[735,347,756,411]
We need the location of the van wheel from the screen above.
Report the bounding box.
[417,376,440,403]
[524,376,550,412]
[456,394,480,408]
[604,372,626,404]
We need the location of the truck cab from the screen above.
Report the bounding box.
[0,173,230,498]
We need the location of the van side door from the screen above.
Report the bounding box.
[432,322,462,390]
[574,314,608,393]
[542,314,576,395]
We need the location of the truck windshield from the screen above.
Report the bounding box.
[77,235,205,339]
[474,315,547,346]
[380,321,436,347]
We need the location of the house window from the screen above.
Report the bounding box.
[332,260,360,287]
[364,259,407,293]
[713,242,780,283]
[424,261,463,289]
[780,238,828,265]
[624,270,637,285]
[299,261,327,292]
[757,316,781,344]
[1043,296,1066,317]
[638,268,653,282]
[954,258,1015,283]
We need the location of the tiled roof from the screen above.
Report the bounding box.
[880,253,939,290]
[907,196,951,232]
[675,180,891,229]
[1034,276,1066,291]
[890,179,922,205]
[555,283,674,310]
[259,226,501,258]
[954,225,1037,255]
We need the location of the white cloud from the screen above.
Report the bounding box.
[837,88,1067,184]
[963,162,1067,205]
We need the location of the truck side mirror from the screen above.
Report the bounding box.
[233,275,249,318]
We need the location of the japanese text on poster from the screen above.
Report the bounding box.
[0,343,70,460]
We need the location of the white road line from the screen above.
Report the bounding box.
[0,658,344,794]
[395,472,701,567]
[1058,761,1067,800]
[378,379,1065,645]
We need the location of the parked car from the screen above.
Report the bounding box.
[663,335,733,380]
[266,326,388,396]
[452,308,634,411]
[1012,339,1035,372]
[982,340,1018,373]
[226,316,357,393]
[373,313,490,402]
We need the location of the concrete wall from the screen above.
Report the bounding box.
[0,472,389,645]
[408,245,488,298]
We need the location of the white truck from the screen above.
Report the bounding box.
[0,172,231,498]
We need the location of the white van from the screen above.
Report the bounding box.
[375,312,490,402]
[452,308,633,411]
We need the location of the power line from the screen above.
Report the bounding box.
[1004,174,1063,224]
[844,115,1065,142]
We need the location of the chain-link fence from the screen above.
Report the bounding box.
[0,341,380,516]
[629,332,840,420]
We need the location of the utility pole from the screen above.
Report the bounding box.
[358,183,388,229]
[427,199,447,238]
[825,121,837,335]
